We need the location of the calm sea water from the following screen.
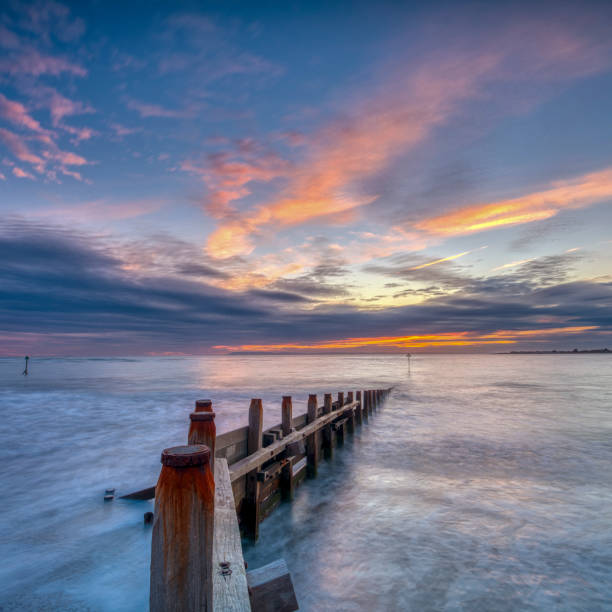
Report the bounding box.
[0,354,611,611]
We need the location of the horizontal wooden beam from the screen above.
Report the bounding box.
[229,401,360,482]
[213,458,251,611]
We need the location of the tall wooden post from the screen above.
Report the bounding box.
[368,390,374,415]
[337,392,344,408]
[361,390,368,421]
[355,390,362,426]
[244,399,263,541]
[281,396,293,437]
[322,393,334,459]
[346,391,355,434]
[306,394,319,477]
[280,396,294,500]
[150,445,214,612]
[188,413,216,472]
[188,401,215,473]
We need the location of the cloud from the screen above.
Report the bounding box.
[12,166,34,179]
[0,128,45,172]
[1,222,609,355]
[181,142,291,221]
[13,0,86,43]
[202,18,612,258]
[0,47,86,77]
[157,13,282,81]
[416,167,612,237]
[0,93,47,134]
[126,99,196,119]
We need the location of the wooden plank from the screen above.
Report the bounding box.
[247,559,298,612]
[213,459,251,612]
[119,485,155,500]
[229,401,359,481]
[291,456,307,476]
[217,426,249,452]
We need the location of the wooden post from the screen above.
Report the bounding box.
[355,391,362,426]
[346,391,355,434]
[337,392,344,408]
[281,396,292,437]
[322,393,334,459]
[247,558,299,612]
[188,401,215,473]
[306,394,319,477]
[361,390,369,421]
[280,396,294,500]
[195,399,212,412]
[150,445,214,612]
[367,390,373,415]
[244,398,263,541]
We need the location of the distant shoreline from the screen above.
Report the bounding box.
[499,349,611,354]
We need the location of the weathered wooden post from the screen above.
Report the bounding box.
[346,391,355,434]
[337,392,344,408]
[368,390,374,414]
[355,390,362,426]
[188,400,215,473]
[281,396,294,500]
[150,445,214,612]
[322,393,334,459]
[306,394,319,477]
[244,398,263,540]
[281,396,293,437]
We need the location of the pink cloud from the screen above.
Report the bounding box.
[12,166,35,179]
[127,99,195,119]
[0,48,86,77]
[181,146,290,219]
[0,93,47,134]
[203,20,612,258]
[44,88,94,126]
[0,128,45,172]
[109,123,141,137]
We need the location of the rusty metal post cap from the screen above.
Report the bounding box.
[195,399,213,412]
[161,445,210,467]
[189,411,216,422]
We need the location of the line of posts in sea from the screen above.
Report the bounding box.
[123,387,392,611]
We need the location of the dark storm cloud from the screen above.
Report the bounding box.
[1,222,610,354]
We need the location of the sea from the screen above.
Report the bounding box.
[0,354,611,611]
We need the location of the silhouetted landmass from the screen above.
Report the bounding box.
[501,348,611,354]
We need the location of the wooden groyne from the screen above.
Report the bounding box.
[124,387,392,611]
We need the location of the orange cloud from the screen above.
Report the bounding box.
[410,246,487,270]
[213,326,598,352]
[202,22,610,259]
[417,167,612,237]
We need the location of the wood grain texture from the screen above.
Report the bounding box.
[247,559,298,612]
[229,401,360,481]
[213,459,251,612]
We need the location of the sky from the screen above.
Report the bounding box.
[1,0,612,355]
